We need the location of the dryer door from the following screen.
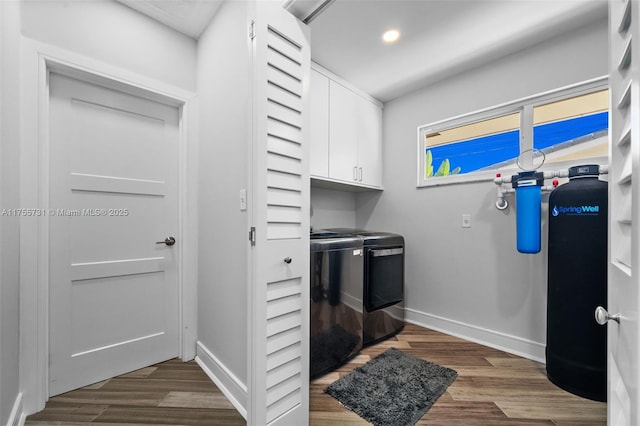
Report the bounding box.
[365,247,404,312]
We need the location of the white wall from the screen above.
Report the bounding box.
[18,0,198,415]
[356,17,609,360]
[195,0,249,412]
[20,0,196,92]
[310,187,357,230]
[1,1,22,424]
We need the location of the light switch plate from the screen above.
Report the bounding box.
[240,189,247,211]
[462,214,471,228]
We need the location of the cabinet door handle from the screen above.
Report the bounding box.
[353,166,358,181]
[359,167,363,181]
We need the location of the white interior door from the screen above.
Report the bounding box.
[249,2,310,425]
[606,1,640,424]
[48,73,180,396]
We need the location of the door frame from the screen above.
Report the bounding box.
[19,39,198,415]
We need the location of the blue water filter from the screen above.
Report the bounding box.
[512,172,544,253]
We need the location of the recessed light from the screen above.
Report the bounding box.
[382,29,400,44]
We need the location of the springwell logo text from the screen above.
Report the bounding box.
[552,205,600,217]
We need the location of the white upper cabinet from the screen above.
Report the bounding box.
[310,69,330,177]
[310,65,383,189]
[328,80,359,182]
[356,95,382,187]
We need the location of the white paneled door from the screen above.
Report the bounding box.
[606,1,640,425]
[48,73,180,396]
[249,2,310,425]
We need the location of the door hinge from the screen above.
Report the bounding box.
[249,226,256,245]
[249,20,256,40]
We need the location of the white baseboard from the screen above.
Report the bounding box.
[7,392,25,426]
[195,341,247,419]
[404,308,546,363]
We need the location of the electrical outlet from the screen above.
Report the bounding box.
[462,214,471,228]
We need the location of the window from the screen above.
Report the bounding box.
[533,89,608,163]
[424,112,520,177]
[418,78,608,186]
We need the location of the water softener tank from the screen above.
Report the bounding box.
[546,164,607,402]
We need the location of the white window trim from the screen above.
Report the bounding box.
[417,76,609,187]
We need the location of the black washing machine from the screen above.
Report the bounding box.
[309,230,363,378]
[328,229,405,346]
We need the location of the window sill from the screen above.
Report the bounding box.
[417,170,498,188]
[416,156,609,188]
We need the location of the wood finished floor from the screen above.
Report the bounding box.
[25,359,246,425]
[310,323,607,425]
[26,323,606,425]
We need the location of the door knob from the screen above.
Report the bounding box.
[284,257,292,264]
[595,306,620,325]
[156,236,176,246]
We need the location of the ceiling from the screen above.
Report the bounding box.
[116,0,224,39]
[117,0,608,102]
[309,0,608,102]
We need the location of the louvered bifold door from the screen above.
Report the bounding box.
[249,2,310,426]
[607,0,640,424]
